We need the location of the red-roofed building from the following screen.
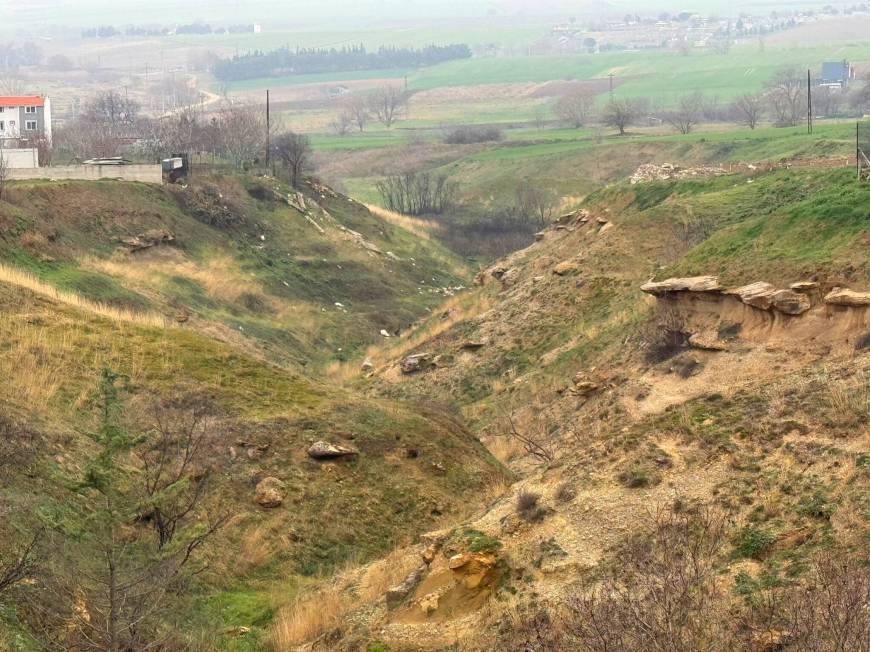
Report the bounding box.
[0,95,52,145]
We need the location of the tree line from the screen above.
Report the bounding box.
[551,66,870,135]
[212,43,471,82]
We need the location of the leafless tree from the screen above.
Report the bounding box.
[765,66,806,127]
[83,90,140,133]
[343,95,370,132]
[330,111,353,136]
[272,131,312,187]
[369,86,407,128]
[376,171,456,215]
[565,507,732,651]
[554,88,597,128]
[0,149,8,201]
[850,73,870,114]
[602,98,643,135]
[516,181,557,226]
[663,90,706,134]
[733,92,765,129]
[137,396,215,549]
[0,530,39,595]
[813,85,844,118]
[215,103,266,168]
[500,409,555,465]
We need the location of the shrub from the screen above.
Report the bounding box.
[516,490,546,522]
[443,125,503,144]
[733,526,775,560]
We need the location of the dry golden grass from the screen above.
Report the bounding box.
[0,263,166,328]
[0,316,67,407]
[364,203,439,241]
[269,544,420,650]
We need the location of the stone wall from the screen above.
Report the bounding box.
[8,164,163,184]
[1,148,39,169]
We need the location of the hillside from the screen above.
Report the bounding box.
[310,166,869,650]
[0,175,467,368]
[0,176,504,650]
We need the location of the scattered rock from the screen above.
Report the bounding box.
[307,441,358,460]
[460,341,486,351]
[630,163,727,184]
[688,332,728,351]
[431,462,446,475]
[598,221,614,235]
[595,216,608,225]
[401,352,434,374]
[118,228,175,252]
[379,329,391,338]
[421,545,438,565]
[386,564,428,610]
[254,477,284,508]
[447,552,498,590]
[641,276,721,295]
[419,592,440,615]
[553,261,579,276]
[824,287,870,307]
[360,357,374,371]
[726,282,778,309]
[534,231,546,241]
[571,377,600,396]
[789,280,819,292]
[771,289,811,315]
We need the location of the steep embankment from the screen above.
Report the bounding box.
[0,176,504,649]
[313,167,869,650]
[0,175,468,368]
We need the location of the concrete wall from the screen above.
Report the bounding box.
[1,148,38,169]
[8,164,163,184]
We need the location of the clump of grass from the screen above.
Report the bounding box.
[733,526,775,560]
[516,490,547,522]
[0,263,166,328]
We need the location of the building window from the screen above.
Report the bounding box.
[25,120,37,131]
[25,106,37,114]
[0,121,4,132]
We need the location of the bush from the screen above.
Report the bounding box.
[516,490,546,522]
[555,482,576,503]
[733,526,775,560]
[443,125,503,144]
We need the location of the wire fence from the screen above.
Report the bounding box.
[859,121,870,181]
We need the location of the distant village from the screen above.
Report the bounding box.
[545,3,870,55]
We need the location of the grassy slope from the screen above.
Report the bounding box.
[0,276,505,649]
[0,174,469,367]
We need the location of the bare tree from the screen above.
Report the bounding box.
[369,86,407,128]
[0,530,39,595]
[663,91,706,134]
[565,508,732,651]
[272,132,312,187]
[343,95,370,132]
[554,88,596,128]
[602,98,643,135]
[376,171,456,215]
[0,149,8,201]
[330,111,353,136]
[500,409,555,465]
[137,395,215,549]
[765,66,806,127]
[515,181,557,226]
[215,103,266,168]
[733,92,765,129]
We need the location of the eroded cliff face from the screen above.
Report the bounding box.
[642,276,869,354]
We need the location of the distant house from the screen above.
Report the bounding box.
[0,95,52,145]
[820,61,855,88]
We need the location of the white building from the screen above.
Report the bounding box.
[0,95,52,146]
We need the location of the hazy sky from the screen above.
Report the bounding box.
[1,0,818,33]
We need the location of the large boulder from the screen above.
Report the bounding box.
[771,289,811,315]
[254,477,284,508]
[553,261,579,276]
[824,288,870,307]
[726,282,778,309]
[641,276,721,295]
[385,564,428,610]
[307,441,358,460]
[401,353,434,374]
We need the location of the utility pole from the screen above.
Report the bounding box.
[807,69,813,134]
[265,89,271,173]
